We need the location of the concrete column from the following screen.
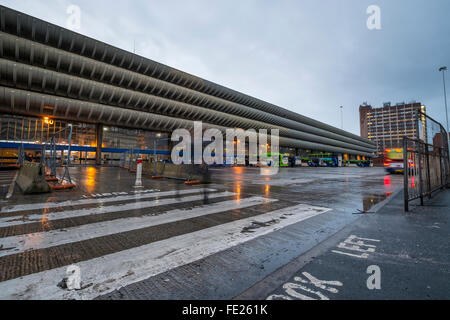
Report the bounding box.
[96,123,103,165]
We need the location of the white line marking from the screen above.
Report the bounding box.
[81,190,159,199]
[348,235,380,242]
[0,197,275,257]
[331,250,369,259]
[0,203,331,300]
[267,272,344,300]
[251,178,315,186]
[132,189,159,194]
[5,171,18,199]
[0,191,235,228]
[0,188,217,213]
[331,235,380,259]
[337,242,375,253]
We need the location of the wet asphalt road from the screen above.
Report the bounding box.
[237,189,450,300]
[0,165,404,299]
[209,166,401,212]
[3,166,401,210]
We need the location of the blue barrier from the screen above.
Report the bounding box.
[0,142,170,155]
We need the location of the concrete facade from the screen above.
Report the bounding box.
[0,6,376,159]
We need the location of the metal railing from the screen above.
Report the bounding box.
[403,111,449,211]
[40,124,74,184]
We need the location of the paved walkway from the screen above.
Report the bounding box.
[237,188,450,300]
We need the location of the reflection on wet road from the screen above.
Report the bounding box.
[0,165,403,300]
[210,166,402,213]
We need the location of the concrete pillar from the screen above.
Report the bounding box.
[96,123,103,165]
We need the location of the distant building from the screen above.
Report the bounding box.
[359,101,426,155]
[432,132,450,152]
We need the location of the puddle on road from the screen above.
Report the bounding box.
[361,192,393,212]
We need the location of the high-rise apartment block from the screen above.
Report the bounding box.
[359,101,426,155]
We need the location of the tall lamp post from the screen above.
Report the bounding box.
[339,106,344,130]
[439,66,449,155]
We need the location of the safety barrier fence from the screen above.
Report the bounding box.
[403,111,449,211]
[0,141,170,166]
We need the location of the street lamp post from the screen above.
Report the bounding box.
[439,66,449,155]
[340,106,344,130]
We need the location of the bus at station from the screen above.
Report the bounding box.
[384,148,411,174]
[260,153,290,167]
[307,153,339,167]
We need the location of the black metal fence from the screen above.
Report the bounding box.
[403,111,449,211]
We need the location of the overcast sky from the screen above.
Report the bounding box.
[1,0,449,135]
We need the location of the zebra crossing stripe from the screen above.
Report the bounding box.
[0,188,217,213]
[0,191,235,228]
[0,203,331,300]
[5,171,18,199]
[0,197,275,257]
[0,177,15,180]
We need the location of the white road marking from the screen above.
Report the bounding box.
[0,203,331,300]
[0,188,217,213]
[251,178,315,186]
[267,272,343,300]
[132,189,159,194]
[0,197,275,257]
[5,171,18,199]
[82,190,158,199]
[331,235,380,259]
[0,191,235,228]
[331,250,369,259]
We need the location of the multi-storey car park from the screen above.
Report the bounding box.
[0,6,376,166]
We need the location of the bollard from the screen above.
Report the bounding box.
[134,158,143,188]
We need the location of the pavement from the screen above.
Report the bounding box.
[2,165,445,300]
[237,188,450,300]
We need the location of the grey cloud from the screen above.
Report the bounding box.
[1,0,449,134]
